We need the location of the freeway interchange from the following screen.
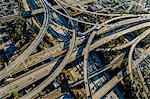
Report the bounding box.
[0,0,150,98]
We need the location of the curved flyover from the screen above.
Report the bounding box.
[83,31,96,99]
[0,0,50,81]
[0,51,124,98]
[92,28,150,99]
[20,0,77,98]
[45,0,150,26]
[128,28,150,81]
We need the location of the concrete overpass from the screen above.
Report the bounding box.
[0,0,149,98]
[8,16,150,76]
[0,51,124,98]
[92,47,149,98]
[0,0,50,81]
[20,21,150,98]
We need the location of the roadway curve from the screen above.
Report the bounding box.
[92,47,149,99]
[47,14,149,36]
[45,0,150,26]
[19,0,77,98]
[41,53,125,98]
[0,0,50,81]
[19,14,145,98]
[96,26,149,51]
[82,17,148,98]
[0,0,147,97]
[128,28,150,82]
[91,22,150,51]
[20,21,150,99]
[7,18,150,77]
[12,17,149,76]
[0,10,149,96]
[83,31,96,99]
[92,29,150,99]
[128,28,150,96]
[0,52,124,97]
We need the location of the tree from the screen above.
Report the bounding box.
[11,91,21,99]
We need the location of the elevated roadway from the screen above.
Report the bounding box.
[71,53,125,88]
[9,17,150,76]
[0,51,124,98]
[0,2,149,96]
[92,29,150,99]
[42,52,125,98]
[2,16,148,80]
[31,0,95,15]
[19,21,150,98]
[128,28,150,95]
[20,0,77,98]
[45,0,150,26]
[128,28,150,82]
[92,47,149,99]
[0,0,149,98]
[0,0,50,81]
[96,26,149,51]
[83,31,96,98]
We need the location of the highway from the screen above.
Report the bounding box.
[92,29,150,99]
[9,16,150,76]
[5,16,149,76]
[31,0,95,15]
[128,28,150,82]
[96,27,148,51]
[1,16,145,96]
[134,47,150,93]
[0,0,50,81]
[0,17,148,96]
[19,0,77,98]
[9,43,65,75]
[72,53,125,88]
[91,22,150,51]
[83,31,96,99]
[43,14,149,36]
[0,60,58,97]
[45,52,125,98]
[92,53,149,99]
[128,28,150,95]
[82,18,150,98]
[0,49,124,98]
[19,21,150,98]
[32,18,55,42]
[34,53,125,98]
[8,0,79,76]
[0,0,149,98]
[45,0,150,26]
